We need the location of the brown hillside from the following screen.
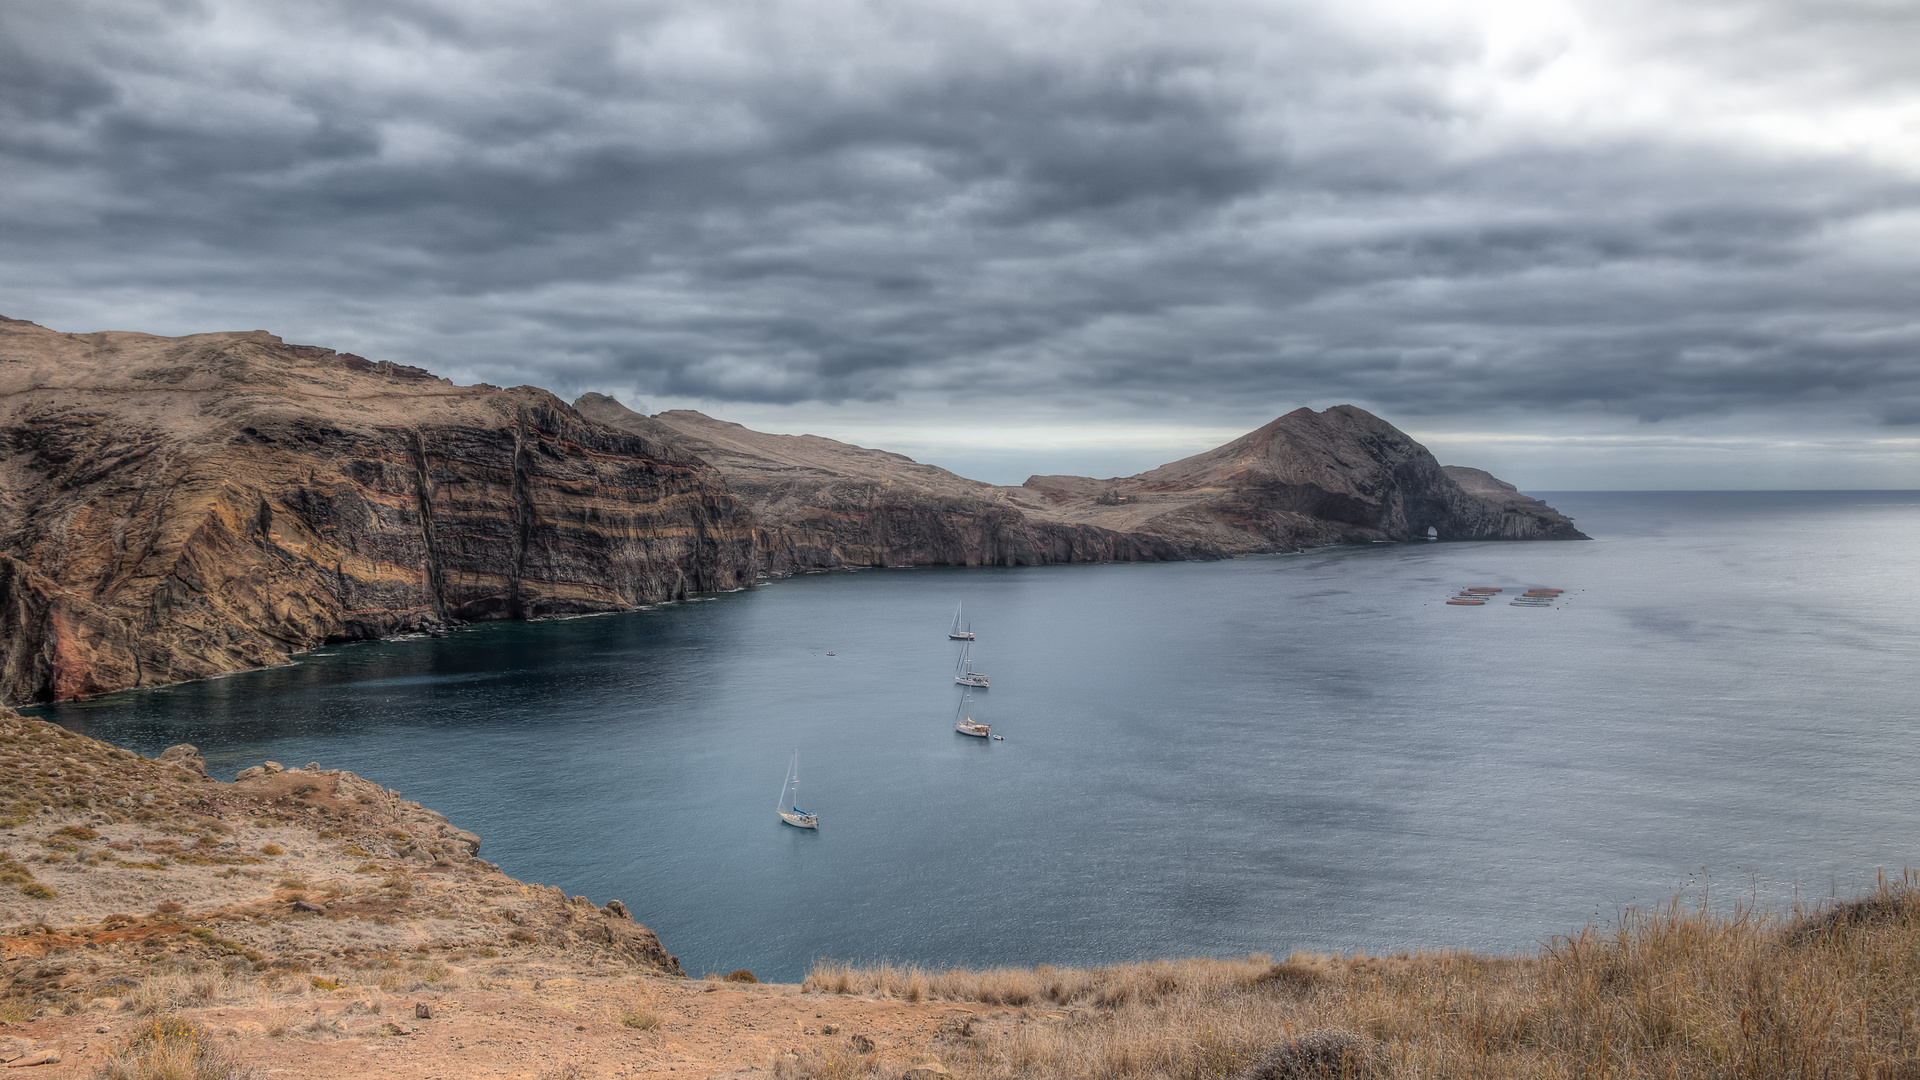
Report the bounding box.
[0,318,753,704]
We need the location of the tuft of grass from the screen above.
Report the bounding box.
[724,969,759,984]
[258,844,282,856]
[803,873,1920,1080]
[20,882,55,900]
[95,1016,256,1080]
[618,983,664,1030]
[0,853,37,885]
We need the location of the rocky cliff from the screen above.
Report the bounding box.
[1021,406,1588,552]
[581,397,1585,570]
[0,313,1580,704]
[576,397,1181,572]
[0,318,754,704]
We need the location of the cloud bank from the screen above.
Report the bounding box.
[3,0,1918,485]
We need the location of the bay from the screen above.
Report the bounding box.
[28,491,1920,981]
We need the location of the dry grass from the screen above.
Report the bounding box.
[618,981,665,1030]
[93,1016,257,1080]
[804,872,1920,1079]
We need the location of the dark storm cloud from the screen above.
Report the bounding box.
[3,0,1919,433]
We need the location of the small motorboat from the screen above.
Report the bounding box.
[1446,598,1485,606]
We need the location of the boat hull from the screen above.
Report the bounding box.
[779,811,818,829]
[955,722,990,738]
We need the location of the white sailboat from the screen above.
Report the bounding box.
[954,642,989,688]
[947,602,975,641]
[954,689,990,738]
[776,750,817,829]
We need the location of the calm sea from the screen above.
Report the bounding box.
[28,491,1920,980]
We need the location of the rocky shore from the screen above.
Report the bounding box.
[0,706,1001,1078]
[3,317,1582,704]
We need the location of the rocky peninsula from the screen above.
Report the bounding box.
[3,316,1581,704]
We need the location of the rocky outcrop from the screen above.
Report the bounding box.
[1019,406,1587,551]
[1439,465,1586,540]
[0,312,1578,703]
[0,706,685,985]
[582,396,1584,571]
[577,397,1180,572]
[0,318,754,703]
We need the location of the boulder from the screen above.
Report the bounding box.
[155,744,208,778]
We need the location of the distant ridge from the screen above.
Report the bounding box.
[579,396,1587,573]
[0,315,1579,703]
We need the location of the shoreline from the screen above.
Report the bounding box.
[4,706,1917,1078]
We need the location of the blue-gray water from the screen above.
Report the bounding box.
[27,491,1920,980]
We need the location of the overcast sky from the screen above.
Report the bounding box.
[4,0,1918,488]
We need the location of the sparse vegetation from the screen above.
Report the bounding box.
[94,1016,257,1080]
[619,983,664,1030]
[806,873,1920,1079]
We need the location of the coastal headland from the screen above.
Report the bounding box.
[2,707,1915,1079]
[0,316,1583,704]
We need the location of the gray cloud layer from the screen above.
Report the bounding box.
[4,0,1919,479]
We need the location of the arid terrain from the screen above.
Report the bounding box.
[4,705,1916,1080]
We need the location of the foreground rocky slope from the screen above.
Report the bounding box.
[0,317,754,703]
[0,707,1000,1078]
[584,397,1585,570]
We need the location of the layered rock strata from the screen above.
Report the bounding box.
[577,397,1180,572]
[0,318,753,703]
[583,397,1585,571]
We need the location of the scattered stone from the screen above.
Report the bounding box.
[291,900,325,914]
[415,1004,432,1020]
[235,766,266,781]
[850,1034,875,1053]
[903,1064,948,1080]
[262,761,284,774]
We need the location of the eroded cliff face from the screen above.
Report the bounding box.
[576,398,1180,571]
[0,319,753,703]
[578,397,1585,573]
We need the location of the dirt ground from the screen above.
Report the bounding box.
[1,975,1026,1078]
[0,709,1005,1078]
